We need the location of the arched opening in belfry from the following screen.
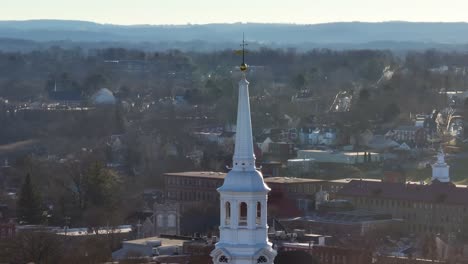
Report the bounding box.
[239,202,248,226]
[225,201,231,225]
[256,202,262,224]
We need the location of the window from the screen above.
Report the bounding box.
[168,214,176,227]
[256,202,261,224]
[239,202,247,226]
[157,214,164,227]
[225,202,231,225]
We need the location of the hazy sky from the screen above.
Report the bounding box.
[1,0,466,25]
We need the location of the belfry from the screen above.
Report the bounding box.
[210,38,277,264]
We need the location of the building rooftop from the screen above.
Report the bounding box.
[55,225,132,236]
[282,209,394,224]
[164,171,325,184]
[265,177,325,184]
[124,235,190,246]
[329,178,382,184]
[338,180,468,206]
[299,150,379,156]
[165,171,226,179]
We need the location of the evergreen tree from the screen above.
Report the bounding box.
[17,174,42,224]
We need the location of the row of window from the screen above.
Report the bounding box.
[156,214,177,228]
[404,212,463,224]
[408,223,456,234]
[167,190,218,201]
[281,248,352,264]
[166,176,221,188]
[286,184,318,194]
[167,176,334,195]
[354,197,467,213]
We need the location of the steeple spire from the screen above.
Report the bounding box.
[232,37,255,171]
[232,76,255,171]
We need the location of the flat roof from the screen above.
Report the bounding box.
[329,178,382,184]
[165,171,226,179]
[164,172,325,184]
[55,225,132,236]
[299,150,379,156]
[265,177,325,184]
[124,236,189,246]
[338,180,468,206]
[281,210,395,224]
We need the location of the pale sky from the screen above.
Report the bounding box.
[1,0,466,25]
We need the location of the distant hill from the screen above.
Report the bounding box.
[1,20,468,51]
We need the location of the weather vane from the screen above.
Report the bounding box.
[236,33,248,72]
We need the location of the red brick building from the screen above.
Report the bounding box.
[337,180,468,234]
[164,172,326,217]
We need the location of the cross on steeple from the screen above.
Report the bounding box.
[241,33,248,63]
[238,33,248,72]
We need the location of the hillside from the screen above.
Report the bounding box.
[1,20,468,51]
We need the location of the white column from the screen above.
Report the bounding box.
[248,200,256,228]
[261,200,268,227]
[232,201,239,227]
[220,199,226,228]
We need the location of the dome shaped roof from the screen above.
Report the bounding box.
[218,169,270,193]
[92,88,116,105]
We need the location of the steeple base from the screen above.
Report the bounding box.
[211,245,277,264]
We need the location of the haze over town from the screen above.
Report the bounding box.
[2,1,468,264]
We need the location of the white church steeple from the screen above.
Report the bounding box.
[432,149,450,183]
[211,38,277,264]
[232,75,256,172]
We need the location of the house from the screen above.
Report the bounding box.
[104,59,150,73]
[298,128,337,146]
[386,126,427,146]
[365,135,400,151]
[415,114,428,127]
[259,137,273,153]
[193,130,235,149]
